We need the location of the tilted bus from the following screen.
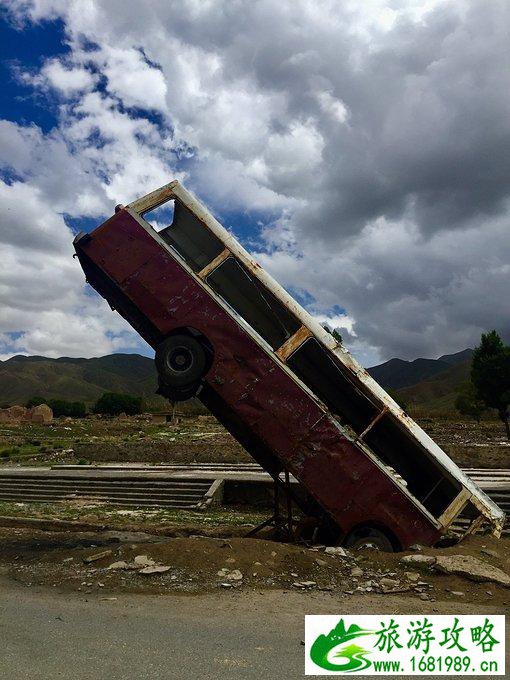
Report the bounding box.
[73,180,505,550]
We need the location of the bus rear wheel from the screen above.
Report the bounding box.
[343,526,395,552]
[155,335,207,399]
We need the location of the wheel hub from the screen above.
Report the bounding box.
[167,347,194,372]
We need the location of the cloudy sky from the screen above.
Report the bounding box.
[0,0,509,366]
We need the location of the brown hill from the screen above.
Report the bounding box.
[0,354,161,406]
[397,359,471,413]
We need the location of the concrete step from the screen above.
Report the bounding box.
[0,491,202,507]
[0,474,211,486]
[0,472,214,508]
[0,486,206,500]
[0,480,210,493]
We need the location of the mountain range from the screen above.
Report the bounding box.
[0,348,473,413]
[0,354,160,406]
[367,348,473,412]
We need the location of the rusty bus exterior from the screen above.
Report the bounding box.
[73,180,504,549]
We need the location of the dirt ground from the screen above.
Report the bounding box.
[0,412,508,616]
[418,418,510,468]
[1,413,509,468]
[0,522,508,612]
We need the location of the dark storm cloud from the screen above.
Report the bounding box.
[2,0,509,362]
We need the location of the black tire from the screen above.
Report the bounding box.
[343,526,395,552]
[155,335,207,391]
[156,382,201,403]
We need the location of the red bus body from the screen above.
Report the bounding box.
[74,182,504,549]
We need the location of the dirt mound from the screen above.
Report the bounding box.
[1,527,508,607]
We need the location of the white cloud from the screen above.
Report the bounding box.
[41,59,96,93]
[316,91,349,123]
[0,0,509,366]
[98,46,168,113]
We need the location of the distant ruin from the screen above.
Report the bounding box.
[0,404,53,425]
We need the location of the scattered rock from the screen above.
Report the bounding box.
[293,581,316,589]
[225,569,243,582]
[139,566,171,575]
[325,547,347,556]
[450,591,465,597]
[380,577,400,589]
[410,544,423,551]
[350,567,364,577]
[133,555,156,568]
[480,548,498,558]
[404,571,420,582]
[315,559,328,567]
[434,555,510,587]
[419,593,429,601]
[401,555,436,566]
[83,550,112,564]
[108,561,129,570]
[220,582,233,588]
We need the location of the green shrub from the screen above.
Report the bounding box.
[26,396,46,408]
[47,400,87,418]
[1,446,20,458]
[93,392,143,416]
[26,397,87,417]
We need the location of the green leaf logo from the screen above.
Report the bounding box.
[310,619,373,672]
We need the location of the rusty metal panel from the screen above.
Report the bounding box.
[79,211,158,283]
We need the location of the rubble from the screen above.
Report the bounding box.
[433,555,510,587]
[108,561,129,570]
[400,554,436,566]
[133,555,156,567]
[139,565,171,575]
[292,581,316,589]
[83,550,112,564]
[325,547,347,556]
